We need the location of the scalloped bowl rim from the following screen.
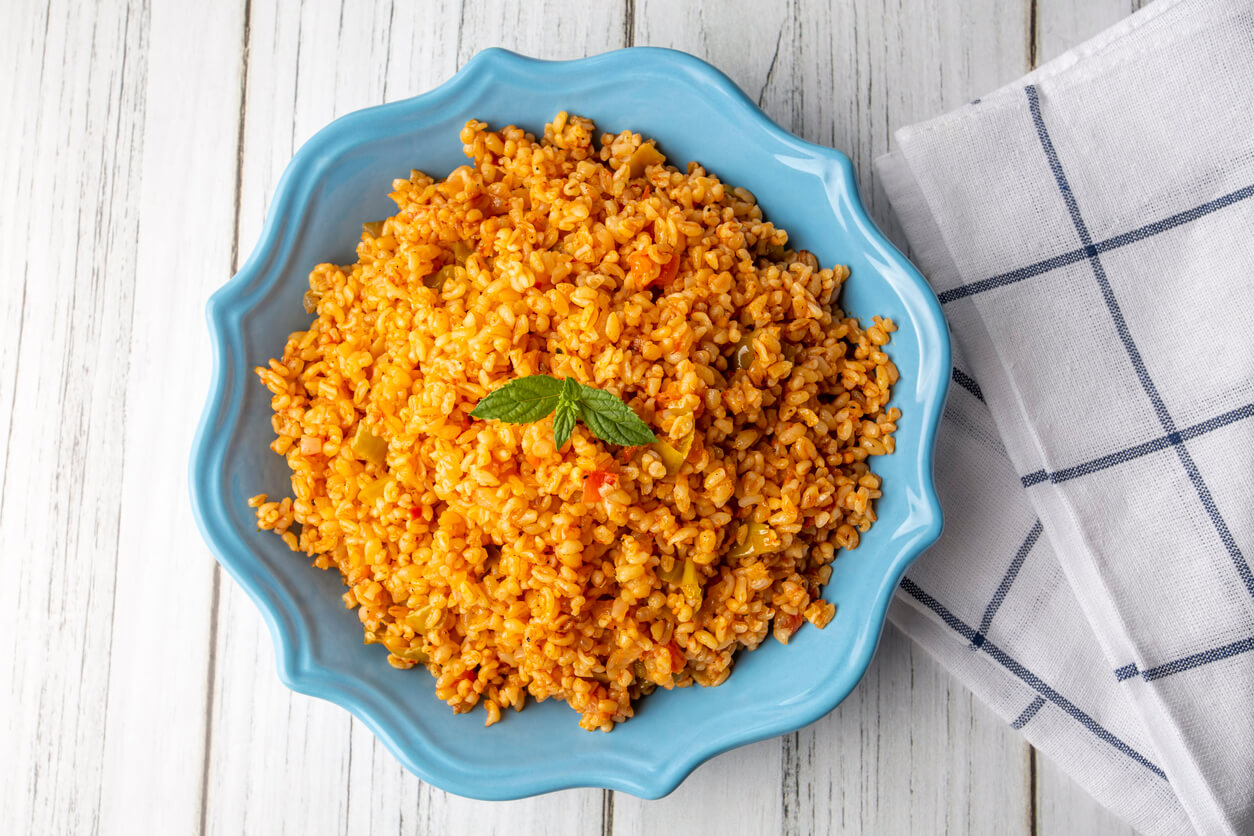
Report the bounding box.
[189,47,949,801]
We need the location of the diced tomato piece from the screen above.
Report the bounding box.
[776,612,805,643]
[627,251,656,285]
[667,641,686,672]
[629,251,683,290]
[485,193,510,216]
[655,252,681,287]
[583,469,619,503]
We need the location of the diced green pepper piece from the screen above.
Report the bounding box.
[730,331,756,371]
[657,559,684,584]
[680,558,702,610]
[394,646,429,663]
[628,141,666,178]
[351,424,388,466]
[358,476,392,503]
[727,522,782,559]
[651,411,694,476]
[404,603,441,632]
[426,263,463,291]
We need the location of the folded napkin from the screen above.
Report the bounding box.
[874,0,1254,832]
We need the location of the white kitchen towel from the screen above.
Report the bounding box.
[875,0,1254,833]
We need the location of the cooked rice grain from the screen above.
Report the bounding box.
[252,113,900,731]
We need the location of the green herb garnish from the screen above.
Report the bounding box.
[471,374,657,449]
[553,377,580,448]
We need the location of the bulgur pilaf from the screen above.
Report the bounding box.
[251,113,900,731]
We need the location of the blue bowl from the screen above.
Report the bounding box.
[189,47,949,800]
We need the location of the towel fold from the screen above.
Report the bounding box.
[876,1,1254,831]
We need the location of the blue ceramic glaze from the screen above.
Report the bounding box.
[189,47,950,801]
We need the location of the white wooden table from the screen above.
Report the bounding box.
[2,1,1150,833]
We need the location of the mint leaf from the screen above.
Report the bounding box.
[552,377,581,448]
[553,401,577,448]
[559,376,581,408]
[470,375,563,423]
[577,383,657,446]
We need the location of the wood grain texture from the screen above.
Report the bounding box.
[0,2,159,834]
[784,628,1034,835]
[1036,751,1139,836]
[0,0,1150,833]
[1035,0,1138,65]
[96,1,247,834]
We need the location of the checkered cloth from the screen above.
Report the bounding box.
[874,0,1254,832]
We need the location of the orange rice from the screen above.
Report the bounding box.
[251,113,900,731]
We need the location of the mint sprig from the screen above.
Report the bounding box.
[471,375,657,449]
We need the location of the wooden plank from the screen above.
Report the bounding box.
[632,0,799,131]
[622,1,1034,833]
[787,1,1037,832]
[206,2,626,834]
[420,3,631,829]
[1034,0,1135,68]
[610,738,786,836]
[205,1,450,832]
[610,5,796,831]
[796,0,1034,233]
[785,628,1032,835]
[0,1,163,834]
[1035,751,1139,836]
[0,0,46,491]
[93,0,248,833]
[456,0,631,65]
